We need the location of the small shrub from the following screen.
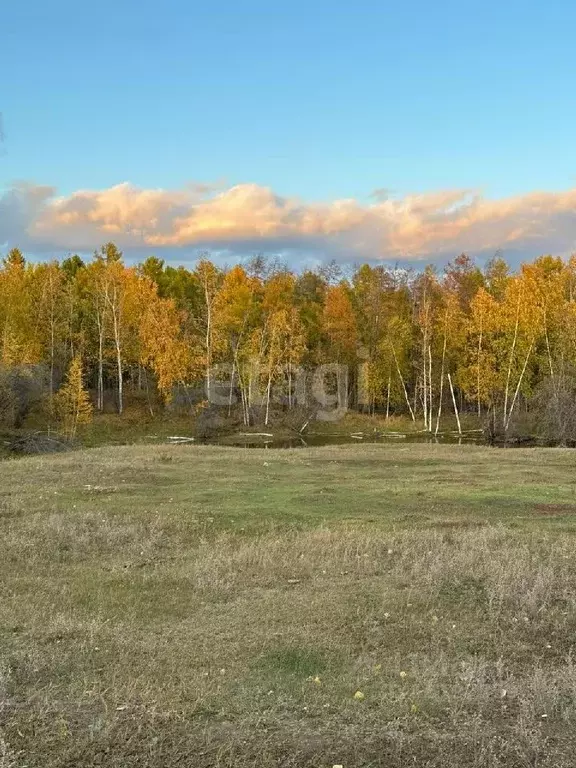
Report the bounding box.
[533,374,576,445]
[0,365,48,428]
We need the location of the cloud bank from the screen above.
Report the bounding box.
[1,180,576,264]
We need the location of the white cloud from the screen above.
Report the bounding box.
[2,180,576,264]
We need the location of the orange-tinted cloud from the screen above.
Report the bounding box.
[2,180,576,262]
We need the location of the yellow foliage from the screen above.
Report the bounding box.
[54,356,93,439]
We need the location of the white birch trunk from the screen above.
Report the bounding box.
[391,343,415,421]
[503,293,521,427]
[427,343,433,431]
[435,325,447,436]
[448,372,461,434]
[504,340,534,431]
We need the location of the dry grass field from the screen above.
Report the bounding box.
[2,443,576,767]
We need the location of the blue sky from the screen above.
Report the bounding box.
[1,0,576,263]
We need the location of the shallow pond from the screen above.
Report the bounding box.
[208,430,488,449]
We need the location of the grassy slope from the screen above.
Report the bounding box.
[2,443,576,767]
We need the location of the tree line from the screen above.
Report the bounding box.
[1,244,575,434]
